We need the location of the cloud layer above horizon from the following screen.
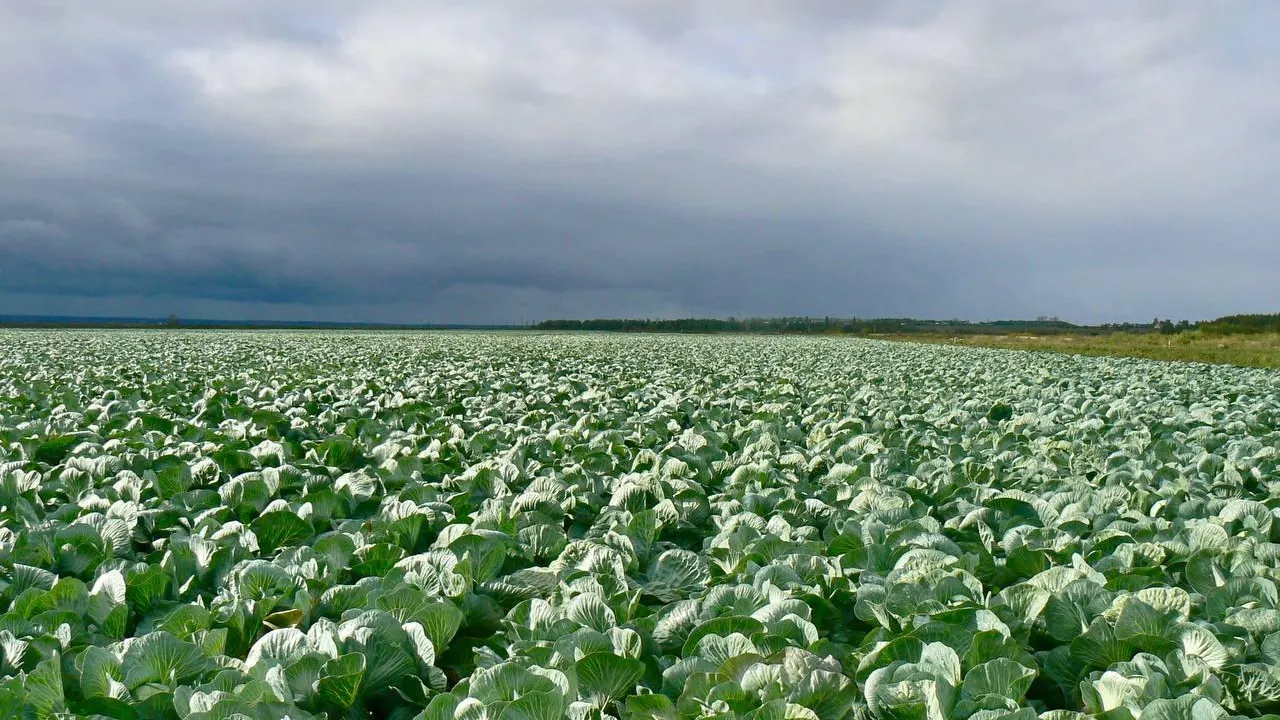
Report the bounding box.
[2,1,1278,324]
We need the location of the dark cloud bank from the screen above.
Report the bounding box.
[2,1,1278,324]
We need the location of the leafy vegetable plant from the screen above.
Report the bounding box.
[0,331,1277,720]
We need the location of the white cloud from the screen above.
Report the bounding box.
[162,1,1280,221]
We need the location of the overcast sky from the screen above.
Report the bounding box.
[1,1,1277,324]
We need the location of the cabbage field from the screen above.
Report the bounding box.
[2,330,1279,720]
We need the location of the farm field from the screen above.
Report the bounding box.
[1,330,1279,720]
[891,332,1280,370]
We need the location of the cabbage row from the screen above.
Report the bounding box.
[1,330,1278,720]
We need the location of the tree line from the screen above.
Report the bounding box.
[534,313,1280,336]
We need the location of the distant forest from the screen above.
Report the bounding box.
[2,312,1277,335]
[1200,314,1280,334]
[535,313,1280,336]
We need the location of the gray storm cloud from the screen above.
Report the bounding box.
[1,1,1277,324]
